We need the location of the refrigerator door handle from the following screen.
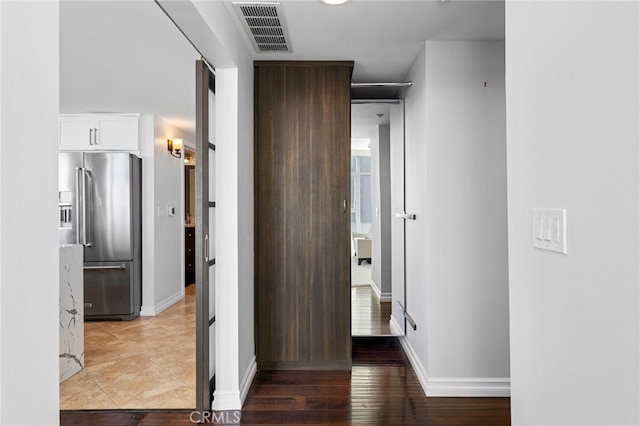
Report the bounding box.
[75,167,83,245]
[84,264,126,270]
[82,168,93,247]
[77,168,93,247]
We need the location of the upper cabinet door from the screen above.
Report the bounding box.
[95,116,139,150]
[59,116,95,150]
[59,114,139,151]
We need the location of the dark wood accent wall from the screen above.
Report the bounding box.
[255,61,353,370]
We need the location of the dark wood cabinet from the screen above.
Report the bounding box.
[255,61,353,370]
[185,226,195,285]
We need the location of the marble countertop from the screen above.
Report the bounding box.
[59,244,84,383]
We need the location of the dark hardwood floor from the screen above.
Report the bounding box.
[60,337,510,425]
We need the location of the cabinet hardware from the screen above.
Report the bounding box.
[84,264,126,270]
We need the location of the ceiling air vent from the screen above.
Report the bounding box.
[232,2,292,53]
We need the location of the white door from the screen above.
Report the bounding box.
[390,101,407,335]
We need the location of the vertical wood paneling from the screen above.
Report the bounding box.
[255,61,353,369]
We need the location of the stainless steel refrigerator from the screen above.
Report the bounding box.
[59,152,142,320]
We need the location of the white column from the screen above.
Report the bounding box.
[0,1,60,424]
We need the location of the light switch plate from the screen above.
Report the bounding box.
[532,209,567,254]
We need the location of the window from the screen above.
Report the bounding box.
[351,154,372,234]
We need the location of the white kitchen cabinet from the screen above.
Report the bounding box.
[59,114,140,151]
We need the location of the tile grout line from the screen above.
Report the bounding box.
[85,370,122,409]
[148,357,196,391]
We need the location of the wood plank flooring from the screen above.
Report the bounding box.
[351,286,392,336]
[351,256,393,336]
[61,337,510,425]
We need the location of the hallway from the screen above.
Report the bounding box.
[60,337,510,425]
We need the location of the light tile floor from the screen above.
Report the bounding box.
[60,284,196,410]
[61,265,391,410]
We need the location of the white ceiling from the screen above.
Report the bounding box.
[224,0,505,82]
[60,0,505,135]
[352,102,390,138]
[60,1,200,133]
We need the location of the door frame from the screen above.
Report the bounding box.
[350,99,406,337]
[195,59,216,412]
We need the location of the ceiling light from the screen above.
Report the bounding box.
[318,0,351,5]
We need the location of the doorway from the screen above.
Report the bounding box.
[351,100,406,337]
[58,0,199,410]
[184,148,196,286]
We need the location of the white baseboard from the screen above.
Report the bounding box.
[379,292,392,303]
[370,280,382,299]
[389,315,404,336]
[211,390,242,411]
[239,355,257,405]
[397,333,430,392]
[211,356,257,411]
[426,376,510,397]
[140,289,184,317]
[369,280,392,302]
[397,334,510,397]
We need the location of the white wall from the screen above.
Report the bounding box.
[234,59,256,406]
[506,2,640,425]
[140,115,193,316]
[400,41,509,396]
[0,2,60,424]
[370,128,381,293]
[389,102,406,332]
[160,0,256,410]
[402,44,429,376]
[193,4,255,411]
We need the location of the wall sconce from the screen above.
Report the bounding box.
[167,138,183,158]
